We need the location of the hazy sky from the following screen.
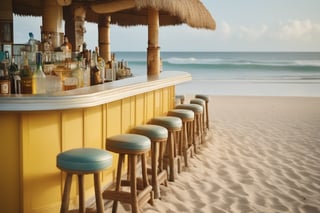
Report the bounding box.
[13,0,320,51]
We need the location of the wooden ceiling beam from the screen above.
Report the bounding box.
[90,0,136,14]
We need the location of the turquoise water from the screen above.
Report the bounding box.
[115,52,320,96]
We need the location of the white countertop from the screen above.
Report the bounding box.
[0,71,191,111]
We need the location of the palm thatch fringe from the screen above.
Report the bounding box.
[134,0,215,29]
[12,0,215,30]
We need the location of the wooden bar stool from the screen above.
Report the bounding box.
[195,94,210,131]
[175,94,186,105]
[167,109,195,168]
[190,98,206,136]
[56,148,113,213]
[149,116,182,182]
[131,124,168,199]
[175,104,203,154]
[103,134,153,213]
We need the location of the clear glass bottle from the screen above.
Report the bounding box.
[32,52,46,94]
[72,58,84,88]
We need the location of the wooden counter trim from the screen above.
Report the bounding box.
[0,71,191,111]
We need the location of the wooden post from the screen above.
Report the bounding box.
[147,8,160,75]
[0,0,13,46]
[64,6,75,50]
[62,5,86,53]
[74,6,86,52]
[42,0,63,48]
[98,15,111,62]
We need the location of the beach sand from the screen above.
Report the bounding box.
[104,96,320,213]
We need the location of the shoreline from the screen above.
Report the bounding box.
[176,80,320,97]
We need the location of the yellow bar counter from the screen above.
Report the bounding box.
[0,71,191,213]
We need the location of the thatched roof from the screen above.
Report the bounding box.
[13,0,215,30]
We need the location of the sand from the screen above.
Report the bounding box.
[104,96,320,213]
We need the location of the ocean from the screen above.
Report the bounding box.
[114,52,320,97]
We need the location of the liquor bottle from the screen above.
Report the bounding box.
[32,52,46,94]
[105,61,113,82]
[81,42,90,68]
[0,61,10,95]
[90,51,103,85]
[0,51,11,94]
[81,44,91,87]
[95,46,105,82]
[82,58,90,87]
[20,52,33,94]
[8,57,20,94]
[61,35,72,67]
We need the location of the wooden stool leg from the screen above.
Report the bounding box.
[188,120,194,155]
[142,153,154,205]
[112,154,124,213]
[174,131,181,174]
[60,173,72,213]
[159,140,168,187]
[186,122,191,158]
[159,140,165,173]
[202,109,206,135]
[196,114,202,145]
[182,122,189,167]
[94,173,104,213]
[129,155,139,213]
[78,174,85,213]
[200,112,204,143]
[151,142,161,199]
[168,132,175,181]
[194,115,200,153]
[206,102,209,130]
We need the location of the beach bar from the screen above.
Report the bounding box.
[0,0,215,212]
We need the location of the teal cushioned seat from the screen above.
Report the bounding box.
[190,98,206,106]
[175,104,203,113]
[150,116,182,129]
[131,124,168,140]
[106,134,151,153]
[168,109,194,120]
[57,148,113,172]
[195,94,209,102]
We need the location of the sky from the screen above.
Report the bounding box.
[13,0,320,52]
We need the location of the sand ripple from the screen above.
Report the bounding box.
[103,96,320,213]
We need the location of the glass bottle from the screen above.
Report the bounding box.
[0,60,10,95]
[20,52,33,94]
[0,66,11,95]
[81,42,90,69]
[72,58,84,88]
[95,46,105,82]
[90,51,103,85]
[32,52,46,94]
[9,57,20,94]
[28,32,38,68]
[61,35,72,68]
[62,35,72,52]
